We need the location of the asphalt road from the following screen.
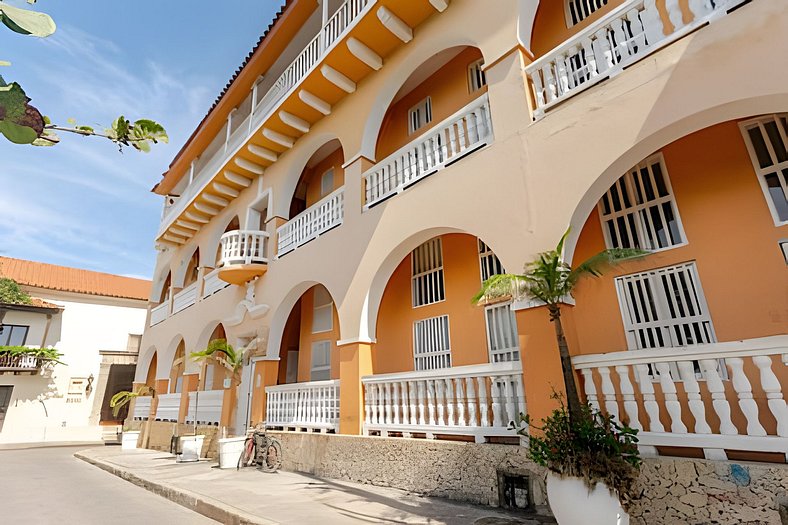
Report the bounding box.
[0,445,217,524]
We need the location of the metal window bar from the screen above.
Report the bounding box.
[413,315,452,371]
[740,114,788,223]
[411,238,446,307]
[485,303,520,363]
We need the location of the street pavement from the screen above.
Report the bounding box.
[1,445,216,524]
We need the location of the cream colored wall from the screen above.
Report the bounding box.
[301,147,345,208]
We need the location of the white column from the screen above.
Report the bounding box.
[729,357,767,436]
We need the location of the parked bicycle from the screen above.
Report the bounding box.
[238,425,282,473]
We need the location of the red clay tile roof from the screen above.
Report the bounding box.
[28,297,62,309]
[0,256,150,301]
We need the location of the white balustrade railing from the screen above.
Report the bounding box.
[158,0,372,237]
[185,389,224,425]
[573,335,788,460]
[526,0,748,117]
[219,229,270,266]
[132,396,153,420]
[0,353,39,370]
[362,361,525,443]
[202,268,230,298]
[149,301,169,326]
[155,393,182,422]
[265,380,340,432]
[364,94,493,208]
[172,281,199,315]
[277,187,344,256]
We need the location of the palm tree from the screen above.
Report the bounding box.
[473,230,645,424]
[190,338,247,386]
[109,385,155,418]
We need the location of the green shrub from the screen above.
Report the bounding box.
[0,345,63,362]
[0,277,32,305]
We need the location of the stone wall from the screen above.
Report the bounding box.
[271,432,788,525]
[131,420,221,459]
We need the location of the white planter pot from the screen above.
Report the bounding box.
[177,435,205,463]
[547,472,629,525]
[218,436,247,469]
[121,431,140,450]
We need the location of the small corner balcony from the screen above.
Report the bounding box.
[265,379,341,433]
[276,187,344,257]
[0,353,42,374]
[525,0,749,118]
[217,230,270,285]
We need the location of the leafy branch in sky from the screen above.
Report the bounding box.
[0,0,167,151]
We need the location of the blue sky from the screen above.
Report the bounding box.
[0,1,285,279]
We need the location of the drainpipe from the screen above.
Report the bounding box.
[40,314,53,348]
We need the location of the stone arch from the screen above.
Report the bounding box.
[203,215,241,267]
[172,244,200,288]
[151,269,172,304]
[156,333,186,381]
[134,346,158,384]
[563,94,788,264]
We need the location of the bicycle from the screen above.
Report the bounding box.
[238,425,282,473]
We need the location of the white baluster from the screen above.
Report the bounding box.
[635,364,665,432]
[580,368,600,412]
[384,382,392,425]
[752,355,787,437]
[592,28,613,74]
[627,9,647,51]
[392,382,400,425]
[409,381,418,425]
[478,377,490,427]
[699,359,737,435]
[503,377,516,427]
[427,380,437,426]
[466,377,478,426]
[615,365,641,430]
[376,383,385,425]
[687,0,713,19]
[729,357,767,436]
[445,378,455,426]
[417,381,427,426]
[678,361,711,434]
[435,379,445,426]
[491,379,503,427]
[598,367,620,420]
[530,72,546,109]
[655,362,687,433]
[555,54,570,95]
[456,378,467,426]
[541,65,557,103]
[580,36,597,79]
[665,0,685,32]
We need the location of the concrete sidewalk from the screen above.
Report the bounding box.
[76,447,551,525]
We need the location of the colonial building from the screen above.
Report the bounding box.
[135,0,786,482]
[0,257,149,444]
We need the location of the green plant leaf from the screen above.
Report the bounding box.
[0,2,56,37]
[0,119,37,144]
[0,80,44,144]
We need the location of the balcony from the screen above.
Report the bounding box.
[361,361,524,443]
[185,389,224,426]
[525,0,749,117]
[157,0,449,245]
[149,302,169,327]
[172,281,199,315]
[0,353,41,374]
[155,392,181,422]
[364,93,492,208]
[573,335,788,460]
[277,187,344,256]
[217,230,270,285]
[265,380,340,432]
[132,396,153,420]
[202,268,230,298]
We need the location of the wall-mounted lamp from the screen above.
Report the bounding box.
[85,373,94,396]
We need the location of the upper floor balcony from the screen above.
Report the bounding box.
[156,0,451,246]
[0,353,42,374]
[525,0,749,118]
[217,229,270,284]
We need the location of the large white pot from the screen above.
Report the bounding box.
[121,431,140,450]
[218,436,247,469]
[547,472,629,525]
[177,435,205,463]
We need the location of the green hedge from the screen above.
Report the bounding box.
[0,345,63,361]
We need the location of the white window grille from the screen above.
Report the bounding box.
[310,340,331,381]
[615,262,716,351]
[411,238,445,307]
[408,97,433,135]
[312,286,333,333]
[413,315,451,370]
[468,59,486,93]
[598,154,685,252]
[478,239,505,283]
[565,0,609,27]
[320,168,334,197]
[740,114,788,224]
[485,303,520,363]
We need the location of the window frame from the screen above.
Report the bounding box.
[311,286,334,334]
[413,314,452,371]
[320,168,335,198]
[0,324,29,346]
[411,238,446,308]
[468,59,487,93]
[408,96,433,135]
[597,153,687,253]
[739,114,788,226]
[310,340,332,381]
[484,302,520,363]
[564,0,610,27]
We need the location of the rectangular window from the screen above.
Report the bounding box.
[312,286,333,333]
[565,0,609,26]
[598,154,685,251]
[320,168,334,197]
[485,303,520,363]
[0,324,29,346]
[411,238,445,307]
[478,239,505,283]
[740,115,788,224]
[615,262,716,351]
[413,315,451,371]
[408,97,433,135]
[468,59,487,93]
[310,340,331,381]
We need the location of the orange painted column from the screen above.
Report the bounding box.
[338,342,374,435]
[515,303,583,429]
[249,360,280,426]
[220,383,237,430]
[179,373,199,423]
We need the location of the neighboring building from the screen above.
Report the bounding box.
[135,0,786,480]
[0,257,149,444]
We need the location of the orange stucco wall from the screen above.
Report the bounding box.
[297,286,341,381]
[571,120,787,355]
[301,147,345,207]
[375,47,485,160]
[373,234,492,374]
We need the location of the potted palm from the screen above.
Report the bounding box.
[109,385,154,450]
[191,338,249,468]
[473,230,645,524]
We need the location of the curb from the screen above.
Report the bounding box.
[74,452,278,525]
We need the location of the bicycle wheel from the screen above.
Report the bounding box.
[258,438,282,472]
[237,437,255,470]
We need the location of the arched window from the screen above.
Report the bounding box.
[565,0,609,27]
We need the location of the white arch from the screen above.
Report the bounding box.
[156,333,186,380]
[171,244,200,288]
[134,345,158,384]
